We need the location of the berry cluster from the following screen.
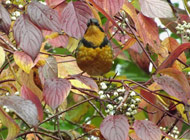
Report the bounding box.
[176,21,190,41]
[98,82,141,124]
[160,126,179,139]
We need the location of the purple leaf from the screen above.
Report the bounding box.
[153,74,189,103]
[100,115,129,140]
[0,4,11,34]
[27,1,61,32]
[43,78,71,109]
[13,14,43,60]
[61,1,92,39]
[134,120,162,140]
[0,95,38,126]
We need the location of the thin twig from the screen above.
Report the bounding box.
[39,51,72,57]
[161,118,179,140]
[124,83,190,126]
[83,95,105,118]
[5,55,21,86]
[0,79,15,84]
[56,108,63,140]
[16,131,60,140]
[0,34,17,51]
[125,19,157,70]
[57,59,76,63]
[39,97,94,125]
[72,86,113,104]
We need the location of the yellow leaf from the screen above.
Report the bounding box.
[44,32,59,40]
[14,51,35,74]
[66,37,80,52]
[0,47,5,67]
[19,69,43,100]
[70,79,91,95]
[0,63,21,94]
[176,103,188,122]
[0,108,20,140]
[57,56,83,78]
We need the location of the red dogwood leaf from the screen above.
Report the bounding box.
[100,115,129,140]
[0,95,38,126]
[137,13,160,50]
[61,1,92,39]
[134,120,162,140]
[0,4,11,34]
[21,85,43,122]
[46,0,66,8]
[43,78,71,109]
[27,1,61,32]
[157,43,190,71]
[13,14,43,60]
[93,0,124,16]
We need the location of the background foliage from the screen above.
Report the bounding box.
[0,0,190,140]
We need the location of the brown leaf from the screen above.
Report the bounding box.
[83,124,105,139]
[140,89,157,104]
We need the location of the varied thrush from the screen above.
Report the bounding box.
[75,18,113,76]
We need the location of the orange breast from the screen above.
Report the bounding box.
[76,45,113,76]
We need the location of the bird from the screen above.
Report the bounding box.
[75,18,113,76]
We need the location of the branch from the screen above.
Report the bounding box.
[17,131,60,140]
[39,97,94,125]
[125,19,157,70]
